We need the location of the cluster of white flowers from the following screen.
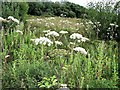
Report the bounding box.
[5,55,10,59]
[55,41,63,45]
[73,47,87,55]
[45,17,55,20]
[43,30,51,33]
[70,33,83,39]
[115,25,119,27]
[70,42,75,45]
[0,17,7,22]
[59,30,68,34]
[45,31,59,37]
[16,30,23,35]
[60,84,68,88]
[110,23,115,26]
[75,23,79,26]
[31,37,53,46]
[70,33,89,42]
[110,23,119,28]
[81,37,89,42]
[88,20,94,25]
[8,16,19,24]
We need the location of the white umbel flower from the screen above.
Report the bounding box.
[70,33,82,39]
[57,84,70,90]
[81,37,89,42]
[59,30,68,34]
[16,30,23,35]
[5,55,10,59]
[31,37,53,46]
[8,16,19,24]
[115,25,119,28]
[45,31,59,37]
[31,38,40,45]
[43,30,51,33]
[39,37,53,46]
[0,17,7,22]
[73,47,87,55]
[110,23,115,26]
[55,41,63,45]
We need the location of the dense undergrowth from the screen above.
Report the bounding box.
[1,16,119,89]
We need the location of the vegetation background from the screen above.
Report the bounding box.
[1,0,120,89]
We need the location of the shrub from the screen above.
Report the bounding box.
[1,2,29,22]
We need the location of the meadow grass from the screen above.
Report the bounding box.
[1,16,119,88]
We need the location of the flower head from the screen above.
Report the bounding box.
[31,37,53,46]
[73,47,87,55]
[115,25,119,28]
[59,30,68,34]
[16,30,23,35]
[5,55,10,59]
[45,31,59,37]
[8,16,19,24]
[43,30,51,33]
[60,84,68,88]
[81,37,89,42]
[0,17,7,22]
[55,41,63,45]
[70,33,82,39]
[110,23,115,26]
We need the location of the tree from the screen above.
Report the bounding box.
[2,2,29,22]
[87,1,117,40]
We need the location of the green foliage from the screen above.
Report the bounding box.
[86,1,118,40]
[1,16,119,89]
[38,75,58,88]
[2,2,29,22]
[28,1,86,18]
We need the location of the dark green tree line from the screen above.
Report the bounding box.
[28,1,86,18]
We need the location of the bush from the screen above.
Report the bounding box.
[86,1,118,40]
[27,2,86,18]
[2,2,29,22]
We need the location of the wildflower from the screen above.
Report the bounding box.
[93,25,96,28]
[73,47,87,55]
[97,22,100,24]
[81,37,89,42]
[55,41,63,45]
[5,55,10,59]
[115,25,119,28]
[45,31,59,37]
[110,23,115,26]
[43,30,51,33]
[59,30,68,34]
[75,23,79,26]
[70,42,75,45]
[88,21,93,24]
[60,84,67,88]
[50,22,55,26]
[70,33,82,39]
[8,16,19,24]
[39,37,53,46]
[77,40,81,43]
[16,30,23,35]
[60,14,64,17]
[31,38,40,45]
[98,24,101,26]
[31,37,53,46]
[108,27,111,30]
[0,17,7,22]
